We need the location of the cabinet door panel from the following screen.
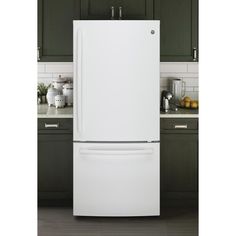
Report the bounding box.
[81,0,153,20]
[160,0,198,61]
[38,0,80,61]
[118,0,153,19]
[161,133,198,195]
[38,134,73,199]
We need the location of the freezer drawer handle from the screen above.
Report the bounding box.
[174,124,188,129]
[80,148,153,156]
[44,123,59,128]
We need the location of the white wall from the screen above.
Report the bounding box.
[38,62,199,99]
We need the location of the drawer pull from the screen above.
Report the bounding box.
[45,123,59,128]
[174,124,188,129]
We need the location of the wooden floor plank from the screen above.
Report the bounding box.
[38,207,198,236]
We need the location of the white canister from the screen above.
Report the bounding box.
[46,86,59,106]
[55,95,65,108]
[62,83,73,106]
[52,75,67,92]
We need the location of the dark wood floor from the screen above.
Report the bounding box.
[38,207,198,236]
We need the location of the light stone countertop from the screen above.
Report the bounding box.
[38,105,198,119]
[160,108,198,118]
[38,104,73,118]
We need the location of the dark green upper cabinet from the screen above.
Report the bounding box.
[81,0,154,20]
[38,0,197,62]
[38,0,80,62]
[157,0,198,62]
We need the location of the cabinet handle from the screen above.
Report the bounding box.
[193,47,197,61]
[37,47,40,61]
[45,123,59,128]
[111,6,115,20]
[174,124,188,129]
[118,6,123,20]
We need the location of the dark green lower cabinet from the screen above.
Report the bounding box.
[38,132,73,206]
[160,118,198,207]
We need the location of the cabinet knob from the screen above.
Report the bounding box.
[111,6,115,20]
[37,47,40,61]
[118,6,123,20]
[193,47,197,61]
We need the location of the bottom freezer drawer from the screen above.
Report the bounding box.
[73,143,160,216]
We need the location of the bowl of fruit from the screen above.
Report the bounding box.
[180,96,198,109]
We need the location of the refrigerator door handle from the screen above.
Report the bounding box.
[79,148,153,156]
[77,29,83,136]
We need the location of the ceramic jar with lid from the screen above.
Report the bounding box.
[62,82,73,106]
[52,75,67,92]
[46,86,59,106]
[55,95,65,108]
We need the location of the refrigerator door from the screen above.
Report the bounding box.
[73,21,160,142]
[73,142,160,216]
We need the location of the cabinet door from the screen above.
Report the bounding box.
[81,0,154,20]
[38,0,80,62]
[159,0,198,61]
[160,133,198,200]
[38,134,73,202]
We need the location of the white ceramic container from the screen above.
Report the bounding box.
[62,83,73,106]
[55,95,65,108]
[52,75,67,92]
[46,86,59,106]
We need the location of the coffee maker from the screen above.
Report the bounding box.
[161,90,175,112]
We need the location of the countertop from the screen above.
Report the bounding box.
[38,104,198,118]
[160,108,198,118]
[38,104,73,118]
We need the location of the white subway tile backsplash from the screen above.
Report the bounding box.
[160,77,169,86]
[185,87,194,92]
[160,62,188,73]
[183,78,198,87]
[187,62,199,73]
[38,73,53,78]
[45,63,73,73]
[160,72,198,78]
[38,62,198,98]
[38,64,45,73]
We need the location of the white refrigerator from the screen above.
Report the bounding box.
[73,20,160,216]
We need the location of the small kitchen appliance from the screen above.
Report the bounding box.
[170,78,185,105]
[161,90,173,112]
